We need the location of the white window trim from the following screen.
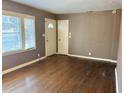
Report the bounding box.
[2,10,36,56]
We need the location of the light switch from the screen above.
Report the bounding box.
[42,34,45,37]
[69,32,71,38]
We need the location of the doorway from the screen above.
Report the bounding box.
[45,18,56,56]
[58,20,69,55]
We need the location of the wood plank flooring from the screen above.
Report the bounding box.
[3,55,116,93]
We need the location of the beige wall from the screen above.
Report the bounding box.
[56,10,121,60]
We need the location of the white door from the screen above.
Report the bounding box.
[58,20,69,55]
[45,18,56,56]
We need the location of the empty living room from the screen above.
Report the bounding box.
[1,0,122,93]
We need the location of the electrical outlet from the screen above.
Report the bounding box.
[38,54,40,57]
[88,52,91,56]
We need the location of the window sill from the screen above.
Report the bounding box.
[2,48,36,56]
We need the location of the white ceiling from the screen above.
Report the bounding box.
[11,0,122,14]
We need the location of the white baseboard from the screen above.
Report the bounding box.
[115,68,119,93]
[67,54,117,63]
[2,56,46,75]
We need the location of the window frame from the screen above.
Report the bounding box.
[2,10,36,56]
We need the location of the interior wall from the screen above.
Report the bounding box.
[2,0,56,70]
[2,0,121,71]
[56,10,121,60]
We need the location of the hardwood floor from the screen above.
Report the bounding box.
[3,55,116,93]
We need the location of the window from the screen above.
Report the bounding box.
[2,15,22,52]
[2,11,36,55]
[48,23,54,29]
[24,18,35,49]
